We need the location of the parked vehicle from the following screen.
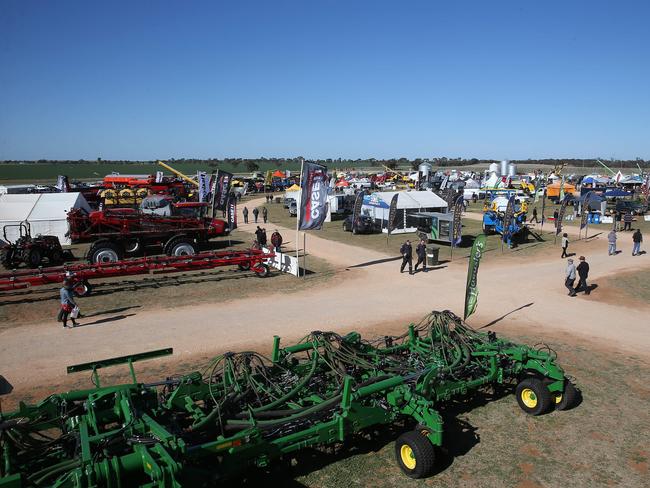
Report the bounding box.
[288,201,298,216]
[1,222,65,269]
[342,215,381,234]
[67,205,229,264]
[615,200,646,215]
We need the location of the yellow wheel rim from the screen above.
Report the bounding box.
[554,393,563,404]
[400,444,416,470]
[521,388,538,408]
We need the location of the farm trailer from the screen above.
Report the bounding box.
[0,311,579,486]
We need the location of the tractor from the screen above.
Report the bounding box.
[0,222,65,269]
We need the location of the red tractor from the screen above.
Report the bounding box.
[67,203,229,264]
[1,222,65,269]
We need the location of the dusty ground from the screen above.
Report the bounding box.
[1,196,649,487]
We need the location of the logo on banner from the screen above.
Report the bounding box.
[452,194,464,246]
[387,193,399,235]
[298,162,329,230]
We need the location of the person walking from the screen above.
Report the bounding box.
[59,280,78,328]
[623,211,633,231]
[530,207,539,223]
[632,229,643,256]
[414,239,427,273]
[253,207,259,223]
[565,258,577,297]
[575,256,590,294]
[260,228,268,248]
[561,233,569,258]
[399,240,413,275]
[553,209,559,222]
[608,229,617,255]
[243,206,249,224]
[271,230,283,252]
[262,206,268,223]
[614,211,622,231]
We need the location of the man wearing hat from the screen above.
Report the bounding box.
[576,256,590,295]
[565,258,577,297]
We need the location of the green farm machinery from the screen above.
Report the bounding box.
[0,311,578,486]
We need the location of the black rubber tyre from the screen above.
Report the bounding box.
[27,248,43,268]
[122,239,141,255]
[166,238,196,257]
[72,280,92,297]
[516,377,552,416]
[254,264,270,278]
[238,262,251,271]
[0,247,14,268]
[394,430,436,479]
[49,249,64,266]
[555,381,579,411]
[88,240,124,264]
[164,236,194,256]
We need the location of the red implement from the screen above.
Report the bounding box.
[0,249,274,294]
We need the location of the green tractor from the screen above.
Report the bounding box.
[0,222,65,269]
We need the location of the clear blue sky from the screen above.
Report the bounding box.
[1,0,649,161]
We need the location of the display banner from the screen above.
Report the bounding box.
[580,191,593,230]
[198,171,209,202]
[387,193,399,235]
[464,234,487,320]
[502,195,516,243]
[452,194,464,246]
[298,162,329,230]
[556,194,571,235]
[212,170,233,213]
[352,190,365,233]
[226,195,237,230]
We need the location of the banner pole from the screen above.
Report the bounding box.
[303,233,306,279]
[296,158,304,277]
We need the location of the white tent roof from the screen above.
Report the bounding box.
[0,192,91,245]
[370,190,447,209]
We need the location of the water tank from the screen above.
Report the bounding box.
[508,162,517,178]
[500,160,509,177]
[418,162,432,178]
[488,162,499,174]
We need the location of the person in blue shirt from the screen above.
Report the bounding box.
[59,280,78,328]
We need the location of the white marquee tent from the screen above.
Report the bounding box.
[0,193,91,245]
[361,190,448,233]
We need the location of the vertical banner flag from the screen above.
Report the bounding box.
[559,176,565,201]
[464,234,487,320]
[226,195,237,230]
[265,170,273,187]
[387,193,399,235]
[556,194,571,235]
[540,189,547,228]
[298,162,329,230]
[642,174,650,205]
[452,194,464,246]
[580,192,593,230]
[502,195,516,243]
[155,171,164,183]
[352,190,365,234]
[439,175,449,191]
[197,171,209,202]
[212,170,234,213]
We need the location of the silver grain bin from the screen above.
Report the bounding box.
[508,162,517,178]
[500,160,509,176]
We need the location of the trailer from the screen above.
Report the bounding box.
[0,311,579,486]
[0,248,274,295]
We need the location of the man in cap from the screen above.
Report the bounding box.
[400,240,413,275]
[576,256,590,295]
[565,258,577,297]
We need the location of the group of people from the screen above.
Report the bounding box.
[399,239,428,275]
[565,256,590,297]
[607,228,643,256]
[242,206,268,224]
[254,226,283,252]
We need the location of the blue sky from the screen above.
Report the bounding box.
[1,0,649,160]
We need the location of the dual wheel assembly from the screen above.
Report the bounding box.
[393,378,579,479]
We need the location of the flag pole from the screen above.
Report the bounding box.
[296,158,304,278]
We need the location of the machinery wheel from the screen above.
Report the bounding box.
[49,249,64,266]
[122,239,141,255]
[555,381,579,411]
[88,241,123,264]
[352,227,358,235]
[482,223,494,235]
[238,262,251,271]
[254,263,270,277]
[0,247,14,268]
[72,280,92,297]
[167,238,196,257]
[394,430,436,479]
[516,378,552,416]
[27,248,43,268]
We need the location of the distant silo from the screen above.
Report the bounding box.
[418,162,432,179]
[508,162,517,178]
[500,160,509,176]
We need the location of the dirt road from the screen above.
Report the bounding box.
[1,197,648,402]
